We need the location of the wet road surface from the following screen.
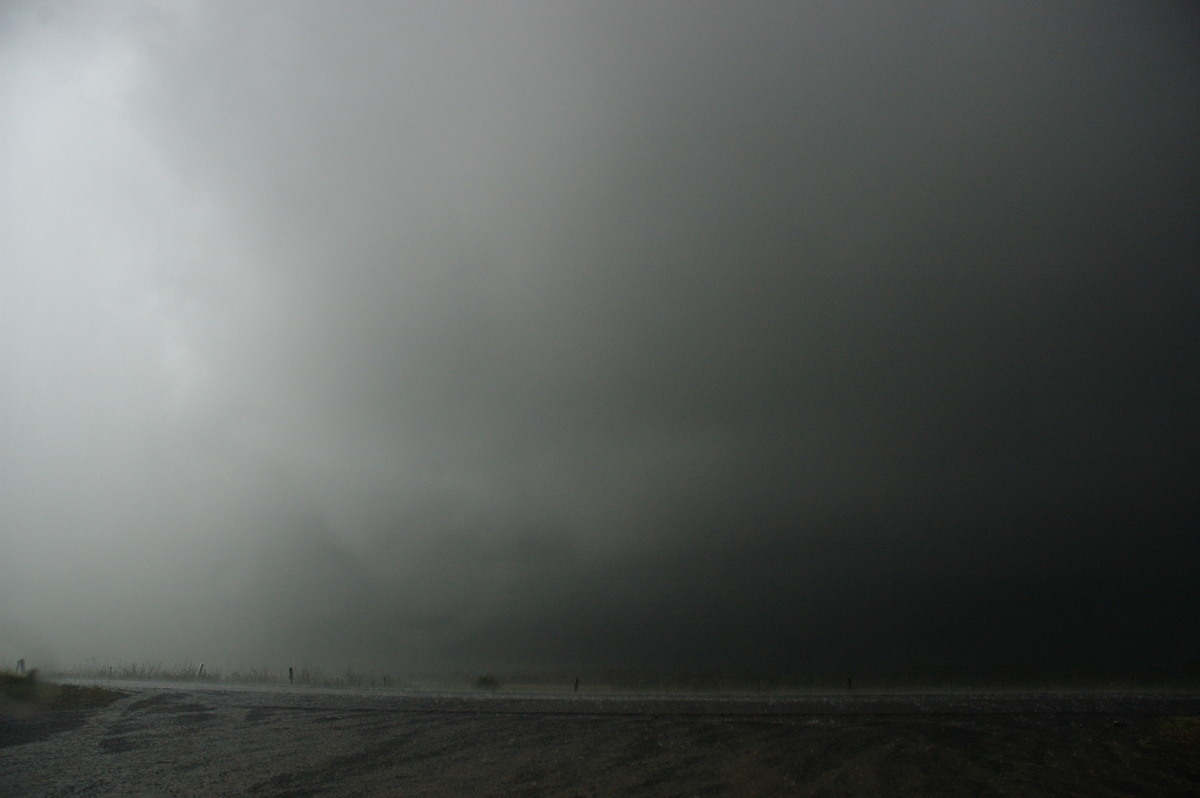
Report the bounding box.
[3,682,1198,796]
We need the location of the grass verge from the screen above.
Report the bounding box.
[1,671,124,711]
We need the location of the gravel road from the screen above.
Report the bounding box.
[3,682,1198,796]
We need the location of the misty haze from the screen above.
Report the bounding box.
[3,0,1199,690]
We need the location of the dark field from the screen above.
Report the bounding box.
[2,681,1198,796]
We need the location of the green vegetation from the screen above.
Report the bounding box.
[0,669,42,703]
[0,670,122,710]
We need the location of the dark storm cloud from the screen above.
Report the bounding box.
[2,1,1197,675]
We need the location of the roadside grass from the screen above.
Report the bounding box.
[58,661,415,690]
[0,671,123,710]
[37,660,1200,696]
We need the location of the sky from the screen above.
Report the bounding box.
[2,1,1198,678]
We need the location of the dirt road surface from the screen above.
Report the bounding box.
[3,683,1198,796]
